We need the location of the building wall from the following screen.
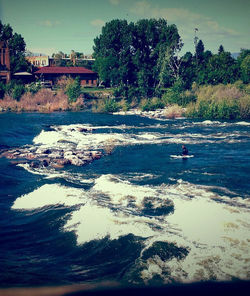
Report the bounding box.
[26,56,49,67]
[80,79,97,86]
[0,41,11,83]
[36,73,98,86]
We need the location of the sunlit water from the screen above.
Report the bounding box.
[0,112,249,287]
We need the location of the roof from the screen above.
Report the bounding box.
[34,66,96,75]
[14,72,33,76]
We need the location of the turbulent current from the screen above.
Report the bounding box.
[0,112,249,287]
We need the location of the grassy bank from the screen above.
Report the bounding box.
[185,82,250,119]
[0,78,249,120]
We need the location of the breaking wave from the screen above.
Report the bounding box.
[12,174,250,283]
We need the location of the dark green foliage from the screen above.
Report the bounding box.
[190,99,240,119]
[162,79,195,107]
[195,39,205,61]
[93,18,182,94]
[237,49,250,84]
[0,82,5,99]
[206,52,239,84]
[12,84,25,101]
[66,77,81,103]
[0,21,30,74]
[4,81,25,101]
[218,45,225,54]
[26,82,41,94]
[180,52,195,89]
[104,98,119,113]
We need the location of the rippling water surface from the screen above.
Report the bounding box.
[0,112,249,287]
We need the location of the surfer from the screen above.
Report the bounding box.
[182,145,188,156]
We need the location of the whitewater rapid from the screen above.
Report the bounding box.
[10,119,250,284]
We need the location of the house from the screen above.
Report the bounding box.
[26,55,50,67]
[0,41,11,83]
[34,66,98,86]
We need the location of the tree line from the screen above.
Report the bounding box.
[92,18,249,97]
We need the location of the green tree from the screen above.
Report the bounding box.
[93,18,182,96]
[0,21,30,73]
[93,19,134,87]
[218,45,225,54]
[195,40,205,62]
[180,52,195,89]
[66,77,81,103]
[52,51,67,66]
[237,49,250,83]
[206,52,239,84]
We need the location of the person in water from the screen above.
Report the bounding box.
[182,145,188,156]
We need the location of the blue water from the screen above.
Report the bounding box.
[0,112,249,287]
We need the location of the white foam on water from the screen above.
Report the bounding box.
[83,175,250,282]
[170,155,194,159]
[235,121,250,126]
[64,202,156,243]
[92,174,157,207]
[11,173,250,282]
[27,123,249,162]
[33,130,63,146]
[12,184,86,210]
[193,120,224,126]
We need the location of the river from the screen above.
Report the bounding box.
[0,111,249,287]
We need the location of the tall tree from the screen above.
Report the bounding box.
[0,21,30,73]
[93,19,134,87]
[93,18,182,95]
[196,40,205,62]
[180,52,196,89]
[206,51,239,84]
[218,45,225,54]
[237,49,250,83]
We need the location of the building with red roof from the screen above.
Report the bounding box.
[34,66,98,86]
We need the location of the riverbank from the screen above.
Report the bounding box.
[0,81,249,120]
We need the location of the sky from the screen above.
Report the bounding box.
[0,0,249,56]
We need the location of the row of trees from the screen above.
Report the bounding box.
[93,18,249,97]
[180,42,249,88]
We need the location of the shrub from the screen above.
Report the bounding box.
[66,77,81,103]
[56,76,72,91]
[140,97,164,111]
[25,82,41,94]
[185,83,250,119]
[239,95,250,119]
[119,98,130,111]
[92,98,119,113]
[164,104,184,119]
[12,84,25,101]
[140,99,151,111]
[104,98,119,113]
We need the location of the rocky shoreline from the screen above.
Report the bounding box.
[0,126,103,169]
[113,107,185,120]
[0,146,103,169]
